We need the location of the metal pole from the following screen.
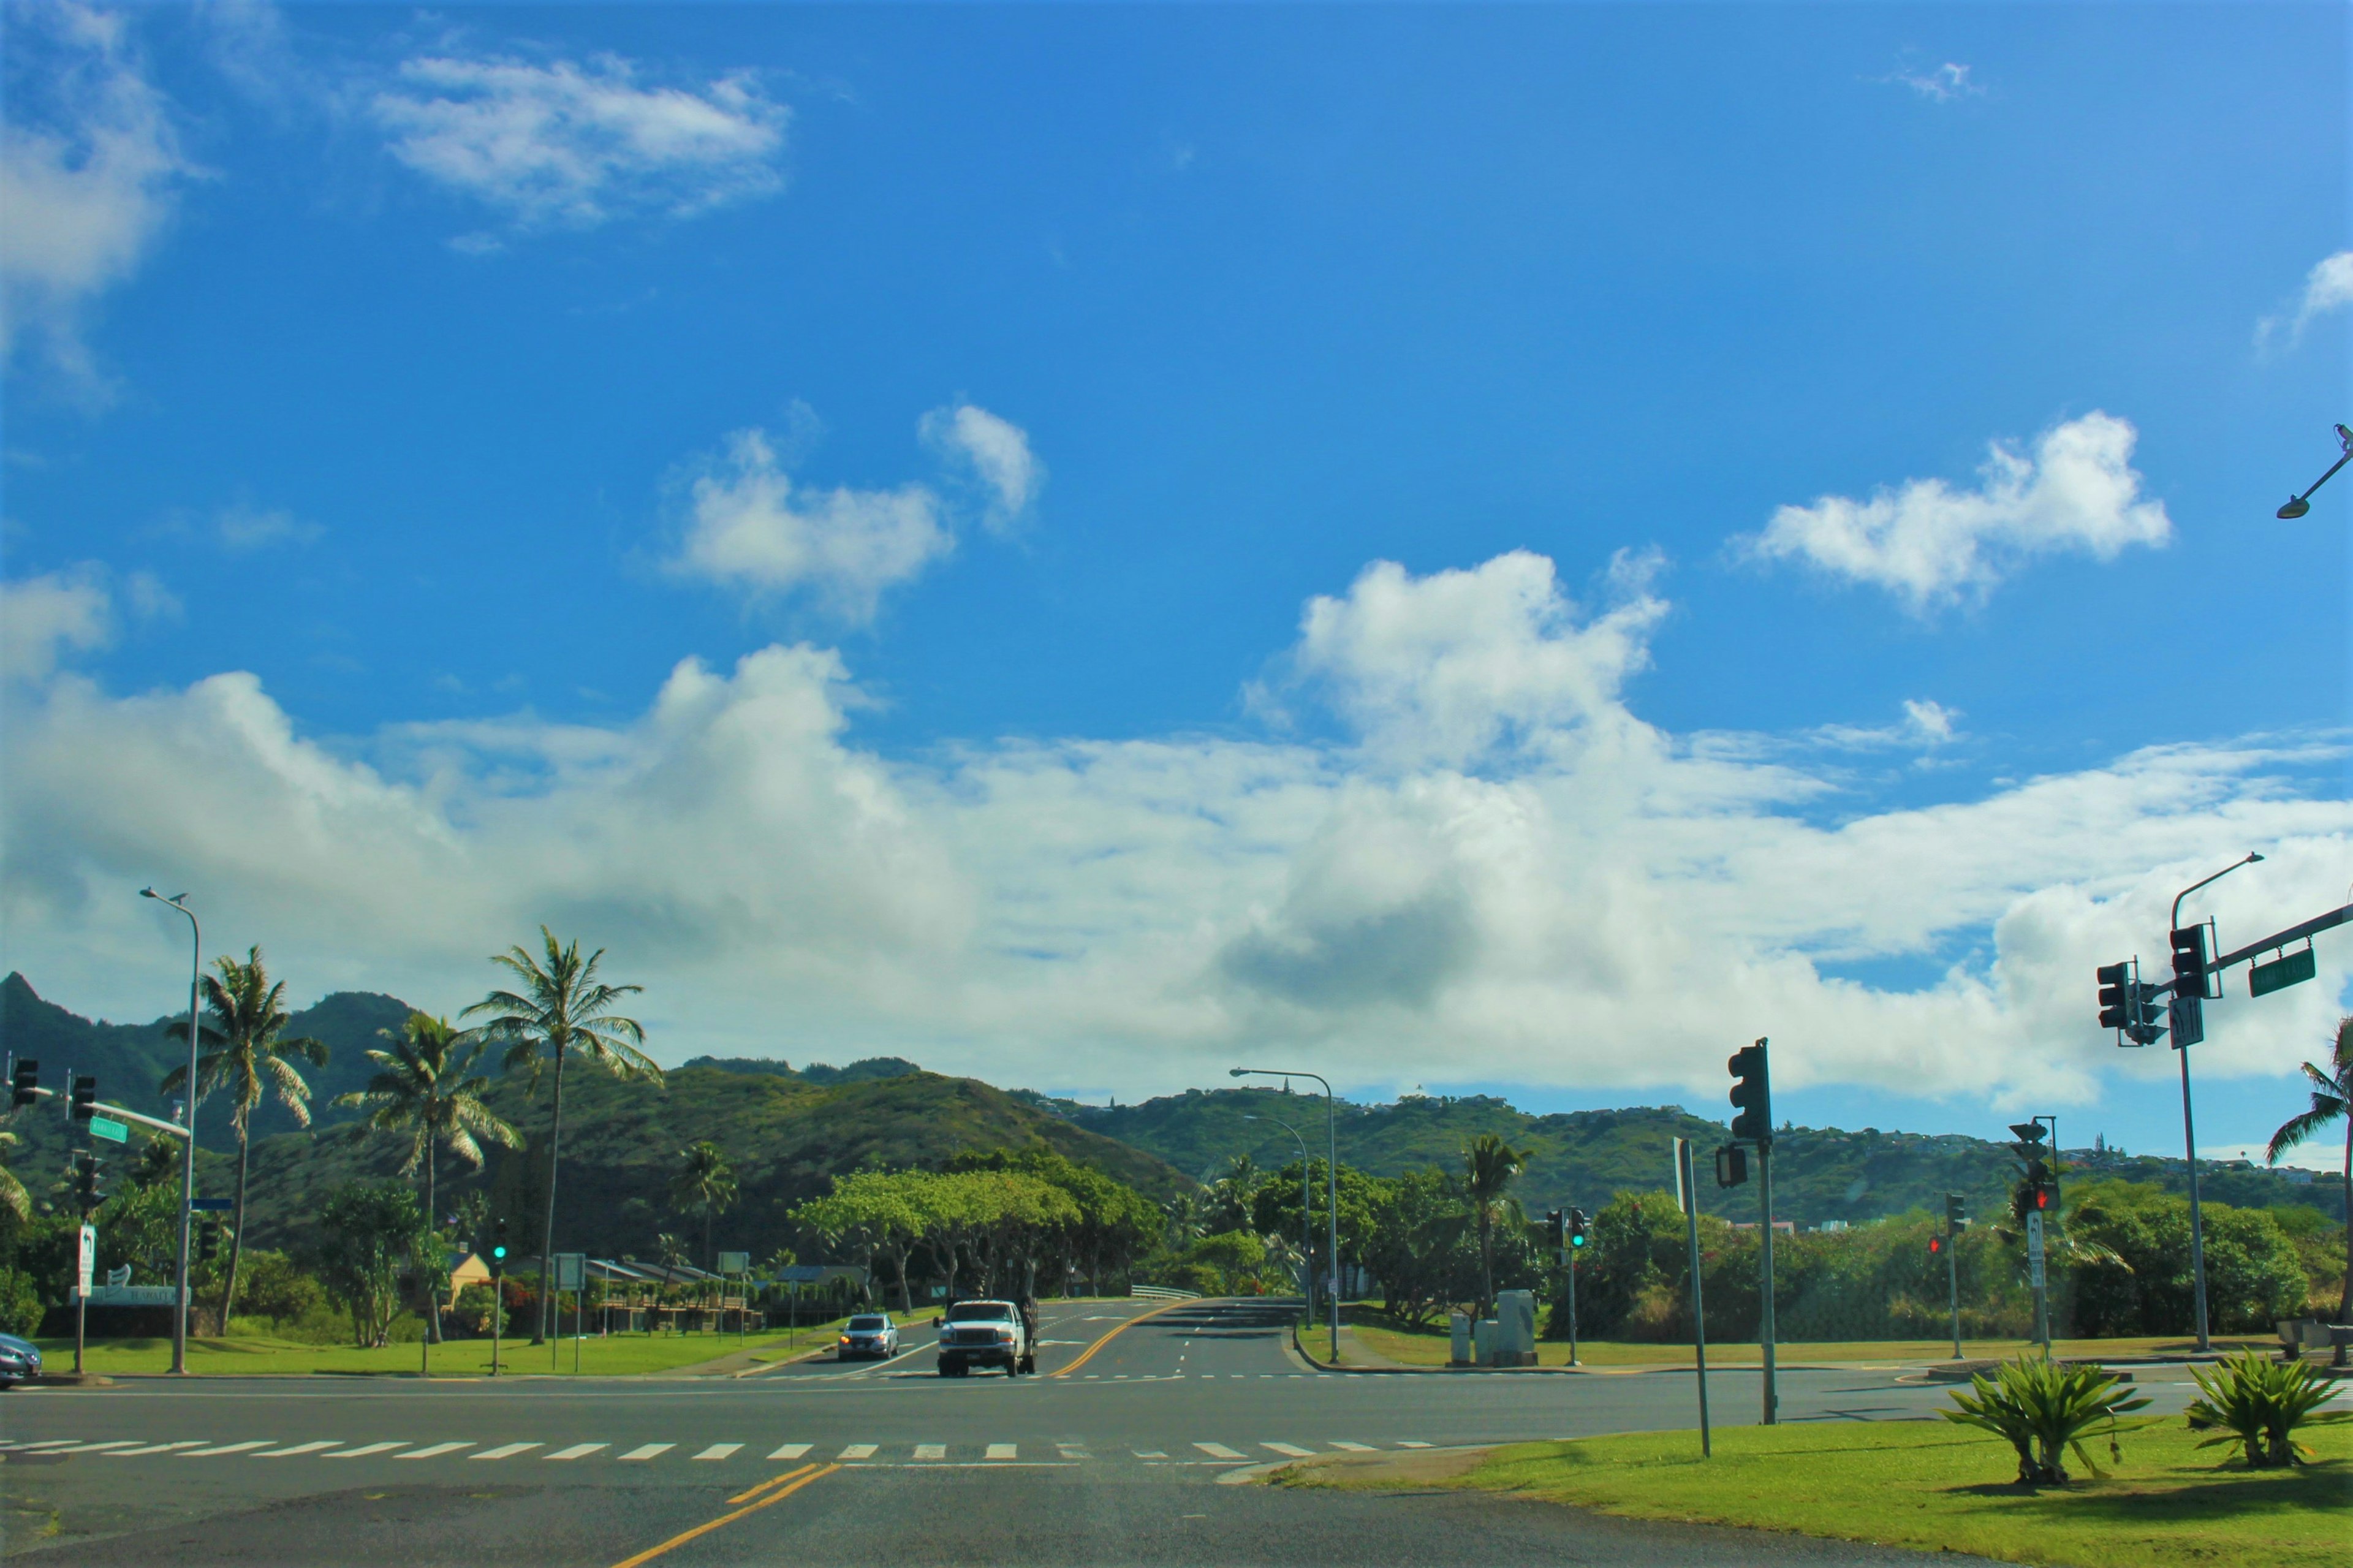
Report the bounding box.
[143,890,202,1377]
[1248,1113,1314,1325]
[1946,1194,1961,1361]
[2168,854,2257,1355]
[1677,1138,1710,1458]
[490,1265,502,1377]
[1564,1237,1579,1367]
[1230,1069,1338,1362]
[1758,1138,1777,1424]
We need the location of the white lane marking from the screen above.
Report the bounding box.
[180,1441,276,1457]
[767,1443,811,1461]
[1262,1442,1314,1457]
[1328,1441,1375,1452]
[104,1441,209,1457]
[1193,1442,1245,1459]
[396,1442,473,1460]
[473,1443,541,1460]
[618,1444,674,1461]
[912,1444,946,1460]
[838,1444,877,1460]
[984,1443,1016,1461]
[1133,1449,1169,1459]
[1397,1441,1433,1449]
[253,1441,340,1458]
[53,1440,140,1453]
[545,1444,607,1461]
[6,1440,81,1450]
[323,1442,408,1460]
[692,1444,743,1462]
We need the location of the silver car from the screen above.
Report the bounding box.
[837,1312,900,1360]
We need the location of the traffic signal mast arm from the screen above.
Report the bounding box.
[11,1081,192,1140]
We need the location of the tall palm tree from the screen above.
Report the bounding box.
[334,1012,523,1345]
[671,1140,738,1268]
[2267,1015,2352,1361]
[0,1131,28,1224]
[1461,1132,1530,1319]
[159,947,327,1327]
[463,928,656,1343]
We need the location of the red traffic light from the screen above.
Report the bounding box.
[1927,1235,1944,1255]
[2034,1187,2053,1211]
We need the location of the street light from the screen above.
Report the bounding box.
[1244,1113,1315,1314]
[2169,852,2262,1353]
[1232,1067,1339,1363]
[140,888,202,1377]
[2276,423,2352,520]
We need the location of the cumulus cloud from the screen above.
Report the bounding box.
[6,551,2346,1118]
[2,567,113,681]
[1,2,192,385]
[2256,251,2353,354]
[667,427,953,619]
[922,403,1043,530]
[1738,412,2172,613]
[372,50,787,234]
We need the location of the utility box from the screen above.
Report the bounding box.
[1472,1318,1497,1365]
[1450,1311,1472,1366]
[1492,1290,1538,1366]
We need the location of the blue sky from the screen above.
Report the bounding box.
[4,3,2347,1165]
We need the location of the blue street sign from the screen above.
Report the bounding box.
[189,1197,233,1212]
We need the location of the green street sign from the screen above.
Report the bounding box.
[89,1115,129,1143]
[2249,947,2317,998]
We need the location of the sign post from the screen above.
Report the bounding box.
[75,1223,96,1374]
[2025,1210,2049,1351]
[553,1254,585,1373]
[1673,1137,1711,1458]
[716,1252,749,1340]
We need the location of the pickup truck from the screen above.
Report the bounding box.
[936,1298,1033,1377]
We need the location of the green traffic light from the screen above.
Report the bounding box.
[1569,1233,1586,1248]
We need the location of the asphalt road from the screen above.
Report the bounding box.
[2,1298,2197,1566]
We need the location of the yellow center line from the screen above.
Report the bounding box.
[1049,1297,1192,1379]
[609,1463,838,1568]
[725,1461,819,1506]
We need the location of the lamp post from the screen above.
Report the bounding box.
[140,888,202,1377]
[1245,1113,1315,1312]
[1232,1068,1338,1363]
[2169,852,2262,1353]
[2275,423,2352,519]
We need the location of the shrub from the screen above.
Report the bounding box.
[2184,1350,2353,1468]
[1942,1355,2150,1485]
[0,1266,40,1336]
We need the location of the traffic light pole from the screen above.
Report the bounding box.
[142,889,203,1379]
[1757,1138,1777,1425]
[1944,1195,1962,1361]
[1563,1236,1579,1368]
[2176,1043,2211,1353]
[1675,1137,1711,1459]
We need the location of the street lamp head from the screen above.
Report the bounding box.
[140,887,158,899]
[1229,1068,1246,1078]
[2278,496,2311,520]
[2246,852,2265,865]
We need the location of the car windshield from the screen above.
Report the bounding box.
[945,1303,1013,1322]
[847,1316,887,1331]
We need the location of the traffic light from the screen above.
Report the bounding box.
[69,1074,97,1123]
[1715,1143,1749,1188]
[2095,963,2131,1030]
[2170,923,2210,1002]
[199,1223,221,1263]
[491,1217,509,1267]
[1727,1039,1771,1144]
[1945,1194,1969,1233]
[9,1058,36,1108]
[1544,1208,1565,1251]
[1566,1207,1590,1250]
[1927,1232,1945,1258]
[2129,980,2169,1047]
[2009,1121,2056,1213]
[73,1153,104,1213]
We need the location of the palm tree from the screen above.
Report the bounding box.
[334,1012,522,1344]
[0,1132,28,1224]
[1207,1153,1257,1233]
[1461,1132,1530,1319]
[2267,1015,2352,1362]
[159,947,327,1327]
[671,1140,738,1268]
[463,928,657,1343]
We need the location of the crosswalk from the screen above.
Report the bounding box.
[0,1435,1436,1468]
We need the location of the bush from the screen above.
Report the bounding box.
[452,1282,506,1338]
[2185,1350,2353,1468]
[1942,1356,2151,1485]
[0,1266,40,1336]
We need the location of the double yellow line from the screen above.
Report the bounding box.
[608,1462,841,1568]
[1048,1295,1191,1379]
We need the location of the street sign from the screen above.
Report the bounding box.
[2167,993,2205,1048]
[2025,1210,2046,1289]
[88,1115,128,1143]
[716,1251,749,1274]
[553,1252,586,1292]
[2249,947,2317,998]
[189,1196,233,1212]
[70,1285,182,1306]
[77,1224,96,1294]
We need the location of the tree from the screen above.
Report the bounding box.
[334,1012,521,1346]
[464,928,657,1343]
[2267,1015,2352,1360]
[671,1141,738,1268]
[159,946,327,1328]
[1461,1132,1530,1319]
[317,1180,428,1348]
[0,1132,26,1225]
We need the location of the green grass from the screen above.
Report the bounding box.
[1282,1418,2353,1568]
[36,1324,830,1378]
[1343,1315,2278,1369]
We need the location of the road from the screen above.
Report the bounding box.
[1,1297,2188,1566]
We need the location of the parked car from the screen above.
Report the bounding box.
[936,1299,1029,1377]
[837,1312,900,1360]
[0,1333,42,1388]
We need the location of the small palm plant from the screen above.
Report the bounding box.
[2184,1350,2353,1468]
[1942,1355,2151,1485]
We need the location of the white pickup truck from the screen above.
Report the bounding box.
[935,1298,1034,1377]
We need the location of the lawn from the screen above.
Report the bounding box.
[1341,1314,2278,1369]
[36,1321,845,1378]
[1279,1417,2353,1568]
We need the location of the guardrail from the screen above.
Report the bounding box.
[1129,1284,1202,1301]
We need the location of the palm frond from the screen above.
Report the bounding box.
[2267,1102,2343,1164]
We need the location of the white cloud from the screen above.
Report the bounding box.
[372,51,787,232]
[2256,251,2353,354]
[922,403,1043,529]
[1,2,192,387]
[1804,698,1961,752]
[667,427,953,619]
[1738,412,2172,613]
[7,551,2347,1124]
[214,501,322,551]
[1892,62,1984,103]
[1,566,113,681]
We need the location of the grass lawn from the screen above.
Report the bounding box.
[37,1323,838,1378]
[1279,1418,2352,1568]
[1341,1315,2278,1369]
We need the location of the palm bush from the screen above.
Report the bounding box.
[2184,1349,2353,1468]
[1942,1355,2150,1485]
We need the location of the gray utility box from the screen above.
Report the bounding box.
[1450,1311,1471,1366]
[1489,1290,1538,1366]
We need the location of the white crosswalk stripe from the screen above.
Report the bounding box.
[1134,1449,1168,1459]
[324,1443,407,1460]
[51,1433,1439,1466]
[53,1440,139,1453]
[181,1441,276,1457]
[984,1443,1017,1461]
[1056,1442,1089,1459]
[473,1443,541,1460]
[107,1441,208,1457]
[1261,1442,1314,1457]
[1328,1441,1375,1452]
[618,1444,674,1462]
[1397,1441,1433,1449]
[1193,1442,1245,1459]
[254,1441,341,1458]
[397,1443,472,1460]
[838,1444,877,1460]
[692,1444,742,1461]
[767,1443,811,1461]
[912,1444,945,1460]
[546,1444,608,1461]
